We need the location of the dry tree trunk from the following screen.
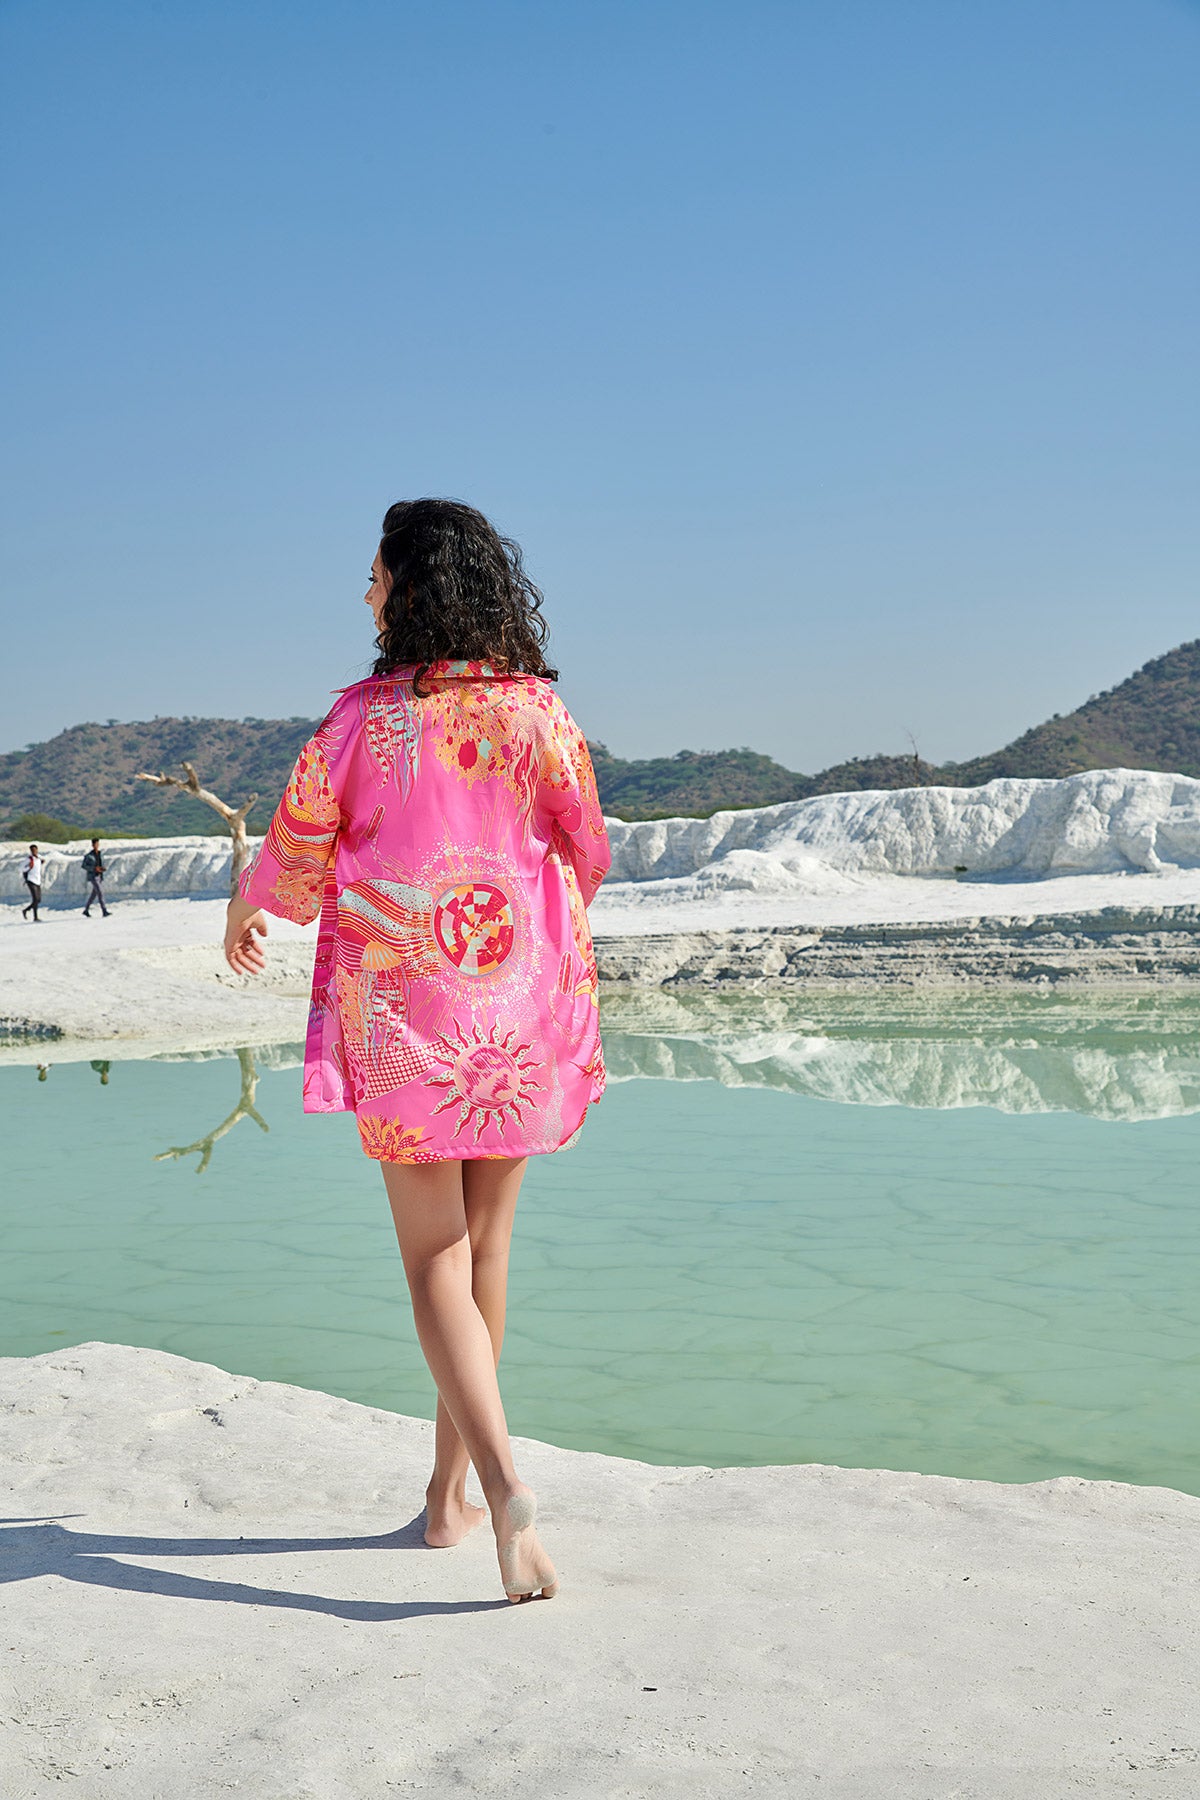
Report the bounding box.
[136,762,259,897]
[904,730,924,788]
[154,1048,268,1173]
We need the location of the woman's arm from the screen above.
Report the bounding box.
[224,893,269,974]
[224,728,343,973]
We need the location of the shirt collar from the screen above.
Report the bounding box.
[339,660,517,692]
[413,659,500,680]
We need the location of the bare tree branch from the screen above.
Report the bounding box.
[154,1048,268,1174]
[137,764,259,894]
[903,729,923,788]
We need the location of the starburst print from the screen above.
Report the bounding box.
[425,1020,544,1142]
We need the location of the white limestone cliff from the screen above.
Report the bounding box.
[0,835,243,902]
[6,770,1200,907]
[602,767,1200,886]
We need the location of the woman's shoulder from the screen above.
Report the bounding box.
[329,673,383,702]
[308,677,381,753]
[501,670,567,709]
[525,679,584,736]
[323,672,402,717]
[496,675,584,742]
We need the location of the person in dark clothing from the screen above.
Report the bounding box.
[82,838,110,917]
[22,844,43,921]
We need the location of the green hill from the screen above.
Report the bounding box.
[0,717,321,838]
[947,640,1200,784]
[4,640,1200,834]
[588,745,808,817]
[590,747,940,819]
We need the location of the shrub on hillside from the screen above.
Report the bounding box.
[5,811,76,842]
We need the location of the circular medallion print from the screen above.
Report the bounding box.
[451,1044,524,1107]
[431,881,516,977]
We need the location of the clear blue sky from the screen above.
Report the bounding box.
[2,0,1197,772]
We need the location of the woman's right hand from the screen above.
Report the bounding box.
[224,895,268,975]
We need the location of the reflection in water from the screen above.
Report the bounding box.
[18,996,1200,1129]
[29,1058,111,1085]
[599,990,1200,1122]
[155,1046,269,1173]
[14,994,1200,1126]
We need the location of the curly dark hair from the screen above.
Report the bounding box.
[370,498,557,694]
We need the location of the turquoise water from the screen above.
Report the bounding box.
[4,993,1200,1493]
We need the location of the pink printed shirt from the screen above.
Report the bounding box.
[239,661,611,1163]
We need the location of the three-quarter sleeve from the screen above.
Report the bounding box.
[239,731,343,925]
[541,701,611,906]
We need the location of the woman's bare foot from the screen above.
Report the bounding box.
[493,1485,558,1602]
[424,1482,488,1548]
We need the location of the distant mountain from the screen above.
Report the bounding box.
[590,745,939,819]
[945,640,1200,785]
[596,638,1200,814]
[588,745,807,816]
[0,717,321,838]
[4,640,1200,834]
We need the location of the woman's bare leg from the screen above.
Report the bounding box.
[424,1156,527,1544]
[382,1158,557,1599]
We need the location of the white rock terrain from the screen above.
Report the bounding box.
[4,892,1200,1052]
[0,834,245,904]
[594,767,1200,932]
[604,767,1200,882]
[3,770,1200,1044]
[2,1341,1197,1799]
[6,769,1200,920]
[0,899,318,1048]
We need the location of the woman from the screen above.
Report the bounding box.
[224,499,610,1602]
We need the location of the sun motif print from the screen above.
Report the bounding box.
[425,1021,544,1143]
[239,661,610,1162]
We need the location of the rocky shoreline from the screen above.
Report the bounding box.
[4,901,1200,1056]
[594,904,1200,989]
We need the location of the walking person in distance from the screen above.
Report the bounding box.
[21,843,44,922]
[224,498,610,1603]
[82,838,110,916]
